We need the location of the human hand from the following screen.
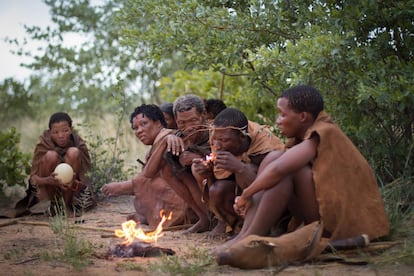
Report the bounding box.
[192,158,212,177]
[233,195,252,217]
[101,182,119,197]
[179,151,201,166]
[50,172,64,187]
[214,151,243,173]
[166,135,185,156]
[71,178,81,192]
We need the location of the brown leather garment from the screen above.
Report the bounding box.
[288,112,390,241]
[217,221,328,269]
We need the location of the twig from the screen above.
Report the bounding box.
[359,241,400,252]
[18,220,192,234]
[163,224,193,232]
[219,72,225,100]
[0,219,18,228]
[324,241,400,257]
[101,234,116,238]
[74,225,114,233]
[18,220,114,233]
[13,257,40,265]
[18,220,50,227]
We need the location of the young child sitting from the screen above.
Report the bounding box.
[29,112,94,216]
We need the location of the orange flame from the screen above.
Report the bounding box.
[115,210,172,245]
[205,152,216,165]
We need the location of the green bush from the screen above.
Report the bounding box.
[383,177,414,238]
[79,123,136,196]
[0,127,31,189]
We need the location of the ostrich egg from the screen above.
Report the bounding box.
[54,163,74,186]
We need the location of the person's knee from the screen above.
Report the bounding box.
[209,181,225,198]
[209,180,235,204]
[293,165,314,194]
[66,147,80,160]
[295,165,312,180]
[43,150,59,164]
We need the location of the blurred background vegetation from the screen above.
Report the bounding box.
[1,0,413,248]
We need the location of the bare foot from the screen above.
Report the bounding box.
[66,208,74,218]
[207,220,227,239]
[184,219,210,233]
[210,232,243,257]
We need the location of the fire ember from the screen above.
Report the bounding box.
[109,241,175,258]
[205,152,216,165]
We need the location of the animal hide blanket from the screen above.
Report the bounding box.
[216,221,328,269]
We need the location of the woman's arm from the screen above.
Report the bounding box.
[142,140,167,178]
[144,134,187,178]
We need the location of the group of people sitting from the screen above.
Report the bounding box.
[25,85,390,261]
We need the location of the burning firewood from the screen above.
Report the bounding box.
[108,242,175,258]
[108,210,175,258]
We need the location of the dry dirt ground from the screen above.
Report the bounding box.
[0,195,413,276]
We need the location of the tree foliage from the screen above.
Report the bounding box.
[119,0,414,181]
[4,0,176,118]
[0,78,36,125]
[2,0,413,182]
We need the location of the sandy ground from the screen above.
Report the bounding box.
[0,195,413,276]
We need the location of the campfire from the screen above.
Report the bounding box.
[108,210,176,258]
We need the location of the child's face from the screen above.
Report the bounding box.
[50,121,73,147]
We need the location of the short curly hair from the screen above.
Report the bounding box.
[213,108,248,134]
[48,112,72,129]
[173,94,205,116]
[130,104,167,128]
[205,98,227,119]
[281,85,324,119]
[159,102,174,117]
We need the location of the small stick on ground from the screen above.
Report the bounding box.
[18,220,49,227]
[13,257,40,265]
[349,241,400,253]
[18,220,193,235]
[101,234,116,238]
[18,220,114,233]
[0,220,18,228]
[163,224,193,232]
